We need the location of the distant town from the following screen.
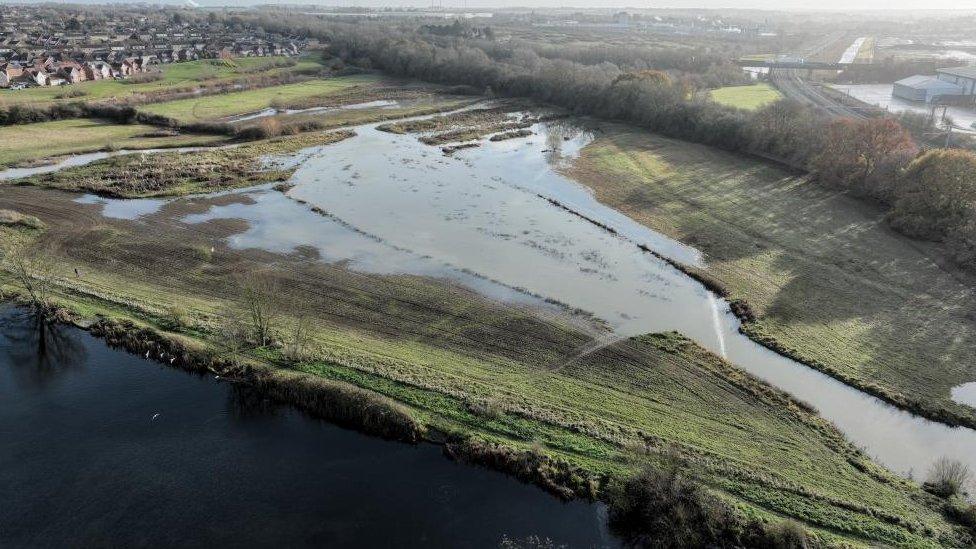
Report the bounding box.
[0,5,307,89]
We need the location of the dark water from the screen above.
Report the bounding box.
[0,306,616,548]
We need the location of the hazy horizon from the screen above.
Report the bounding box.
[2,0,976,12]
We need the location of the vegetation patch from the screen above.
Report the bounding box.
[9,130,353,198]
[0,209,44,230]
[490,129,534,141]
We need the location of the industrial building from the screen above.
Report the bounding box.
[936,66,976,96]
[892,74,964,103]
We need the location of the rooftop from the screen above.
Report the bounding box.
[937,66,976,80]
[895,74,963,91]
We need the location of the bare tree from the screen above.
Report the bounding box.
[237,270,281,347]
[926,457,971,497]
[284,309,313,362]
[6,243,60,314]
[215,306,250,369]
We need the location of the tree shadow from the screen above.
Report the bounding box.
[0,309,87,388]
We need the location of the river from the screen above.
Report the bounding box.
[9,109,976,483]
[0,305,616,547]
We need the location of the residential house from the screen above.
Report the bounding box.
[0,61,23,87]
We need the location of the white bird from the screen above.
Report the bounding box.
[151,413,160,421]
[210,246,215,253]
[145,350,150,359]
[170,357,176,364]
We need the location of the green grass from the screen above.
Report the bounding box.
[0,118,228,167]
[709,83,782,110]
[138,75,382,122]
[0,172,968,546]
[569,125,976,428]
[0,56,325,107]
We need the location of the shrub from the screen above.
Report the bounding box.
[607,463,738,548]
[122,71,164,84]
[755,520,812,549]
[924,457,971,497]
[55,88,88,99]
[946,497,976,530]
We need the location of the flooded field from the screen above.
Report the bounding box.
[44,109,976,481]
[0,305,616,547]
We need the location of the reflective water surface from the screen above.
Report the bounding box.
[0,306,616,547]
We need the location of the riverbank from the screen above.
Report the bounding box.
[0,304,613,547]
[567,125,976,431]
[0,144,969,546]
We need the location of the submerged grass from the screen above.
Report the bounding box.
[8,130,354,198]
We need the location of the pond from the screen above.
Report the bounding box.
[0,305,617,547]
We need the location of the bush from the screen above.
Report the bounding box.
[755,520,812,549]
[889,149,976,241]
[946,497,976,530]
[122,71,164,84]
[607,463,739,548]
[924,457,971,497]
[55,88,88,99]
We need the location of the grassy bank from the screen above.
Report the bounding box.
[567,124,976,428]
[0,182,968,547]
[6,130,353,198]
[0,118,228,168]
[138,75,381,122]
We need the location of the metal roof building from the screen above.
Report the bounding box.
[892,74,965,103]
[936,66,976,96]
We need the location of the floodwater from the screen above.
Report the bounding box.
[829,83,976,133]
[225,100,402,123]
[952,383,976,408]
[0,145,234,181]
[31,109,976,481]
[0,305,616,547]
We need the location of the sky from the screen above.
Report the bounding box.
[2,0,975,10]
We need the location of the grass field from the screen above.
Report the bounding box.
[0,56,325,107]
[138,75,382,122]
[855,36,876,63]
[709,83,782,110]
[0,119,227,168]
[0,172,968,546]
[568,125,976,428]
